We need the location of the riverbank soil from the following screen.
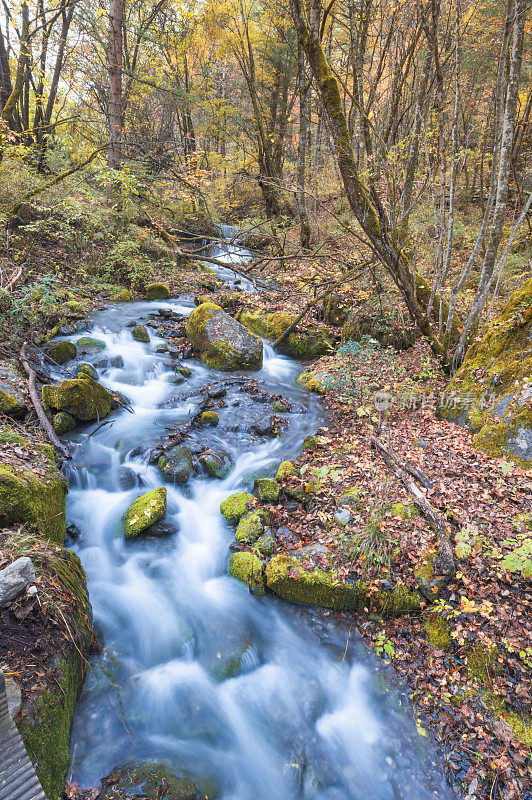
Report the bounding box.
[0,176,530,800]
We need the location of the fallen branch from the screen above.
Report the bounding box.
[19,345,71,460]
[370,435,454,576]
[1,266,23,292]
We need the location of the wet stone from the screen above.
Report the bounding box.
[251,415,276,436]
[144,520,178,537]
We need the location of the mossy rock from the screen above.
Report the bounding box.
[123,487,167,538]
[0,447,68,543]
[146,282,171,300]
[265,554,420,615]
[271,400,289,412]
[76,336,106,351]
[276,460,299,481]
[42,377,114,421]
[237,308,333,360]
[253,477,280,503]
[228,552,265,595]
[199,450,231,479]
[220,492,254,524]
[390,501,418,520]
[302,434,318,451]
[186,303,263,371]
[75,362,98,380]
[423,612,453,651]
[113,288,131,301]
[414,553,452,601]
[47,340,77,364]
[466,643,500,683]
[255,533,276,555]
[0,360,27,418]
[297,366,329,395]
[96,763,197,800]
[158,446,193,484]
[52,412,77,435]
[438,278,532,466]
[0,424,26,444]
[18,549,92,800]
[133,325,150,343]
[201,410,219,426]
[336,488,363,509]
[235,508,270,543]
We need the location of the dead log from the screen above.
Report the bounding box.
[19,345,71,460]
[370,435,455,577]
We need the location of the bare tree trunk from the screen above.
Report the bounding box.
[0,0,29,161]
[108,0,124,202]
[454,0,526,363]
[297,44,312,249]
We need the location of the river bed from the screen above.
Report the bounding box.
[60,234,453,800]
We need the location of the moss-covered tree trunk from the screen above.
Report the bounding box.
[288,0,461,359]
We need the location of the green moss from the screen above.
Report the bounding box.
[201,410,219,426]
[199,451,231,479]
[255,533,275,555]
[132,325,150,343]
[146,282,170,300]
[235,508,270,543]
[423,612,453,651]
[265,554,362,610]
[228,552,265,595]
[0,360,26,418]
[336,488,363,509]
[76,336,106,351]
[75,363,98,380]
[220,492,254,524]
[466,643,500,683]
[439,278,532,465]
[0,457,68,543]
[53,412,76,435]
[18,551,92,800]
[414,553,450,601]
[43,377,114,421]
[237,308,333,360]
[123,487,167,538]
[64,300,83,314]
[507,713,532,747]
[186,303,263,371]
[302,435,318,451]
[297,367,328,395]
[276,460,299,481]
[0,425,26,444]
[113,288,131,301]
[265,554,419,615]
[47,340,77,364]
[253,478,280,503]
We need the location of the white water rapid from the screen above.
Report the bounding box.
[59,233,453,800]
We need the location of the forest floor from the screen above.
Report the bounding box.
[0,189,531,800]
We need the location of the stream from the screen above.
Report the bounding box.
[59,232,453,799]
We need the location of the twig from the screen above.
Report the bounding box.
[19,344,71,460]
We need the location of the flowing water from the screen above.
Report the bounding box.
[61,233,453,800]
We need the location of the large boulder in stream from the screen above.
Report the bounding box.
[438,278,532,467]
[123,487,167,538]
[0,426,68,543]
[42,376,114,421]
[236,307,333,359]
[185,302,263,371]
